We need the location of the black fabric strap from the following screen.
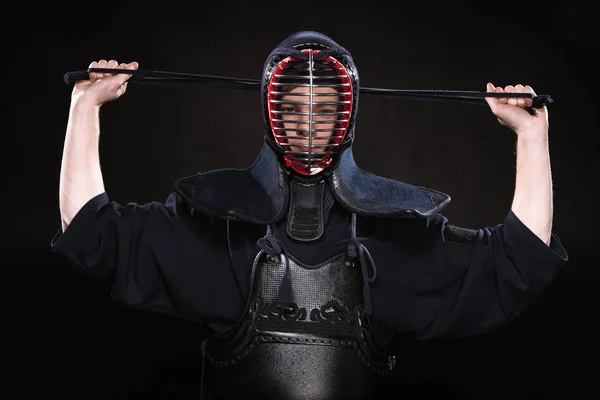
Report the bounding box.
[63,67,553,108]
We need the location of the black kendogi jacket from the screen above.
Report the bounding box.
[51,140,568,399]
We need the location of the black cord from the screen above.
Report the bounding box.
[63,67,553,108]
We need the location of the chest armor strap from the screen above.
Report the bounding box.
[201,249,395,400]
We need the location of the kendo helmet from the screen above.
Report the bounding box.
[261,31,359,176]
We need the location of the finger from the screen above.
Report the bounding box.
[514,84,526,108]
[118,62,140,94]
[88,61,99,82]
[524,85,535,107]
[104,59,118,79]
[96,59,108,79]
[495,86,507,104]
[107,59,119,71]
[115,62,134,87]
[484,82,498,110]
[505,85,517,106]
[116,63,129,91]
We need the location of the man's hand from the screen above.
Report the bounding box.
[484,83,549,139]
[72,59,139,107]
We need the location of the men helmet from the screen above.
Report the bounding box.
[261,31,359,176]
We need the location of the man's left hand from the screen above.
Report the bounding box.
[484,83,549,139]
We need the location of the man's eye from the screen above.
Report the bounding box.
[282,107,295,112]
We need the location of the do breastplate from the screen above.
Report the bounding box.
[200,247,396,400]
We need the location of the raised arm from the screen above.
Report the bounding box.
[369,85,566,340]
[485,83,552,245]
[59,59,138,231]
[52,60,245,328]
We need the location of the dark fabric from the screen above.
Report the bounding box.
[174,141,288,224]
[171,142,450,224]
[51,190,568,339]
[329,145,450,217]
[50,192,247,333]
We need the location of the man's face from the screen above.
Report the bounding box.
[280,86,340,155]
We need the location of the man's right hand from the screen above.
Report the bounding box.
[72,59,139,107]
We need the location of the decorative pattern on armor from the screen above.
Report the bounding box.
[204,251,394,399]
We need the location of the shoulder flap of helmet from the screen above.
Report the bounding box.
[327,147,451,217]
[174,142,288,224]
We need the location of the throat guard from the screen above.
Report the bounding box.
[174,142,450,223]
[286,176,334,241]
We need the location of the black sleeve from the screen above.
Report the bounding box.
[370,209,568,340]
[50,192,245,329]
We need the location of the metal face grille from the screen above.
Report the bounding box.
[267,49,353,176]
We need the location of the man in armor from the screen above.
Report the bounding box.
[52,31,568,399]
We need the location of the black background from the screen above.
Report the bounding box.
[8,1,597,399]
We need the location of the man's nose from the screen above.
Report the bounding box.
[293,113,311,135]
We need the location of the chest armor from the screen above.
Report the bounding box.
[200,246,396,400]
